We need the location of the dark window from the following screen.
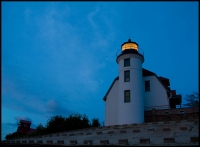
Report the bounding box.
[124,58,130,67]
[124,90,130,103]
[24,124,27,127]
[124,70,130,82]
[145,80,150,91]
[164,111,169,115]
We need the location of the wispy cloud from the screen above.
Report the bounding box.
[33,4,109,95]
[87,4,118,52]
[87,6,99,29]
[2,3,118,132]
[6,123,17,128]
[45,99,71,117]
[2,74,71,119]
[14,116,32,122]
[2,75,25,102]
[24,7,31,24]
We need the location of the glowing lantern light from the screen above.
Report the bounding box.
[121,39,138,51]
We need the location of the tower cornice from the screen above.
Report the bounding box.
[116,53,144,64]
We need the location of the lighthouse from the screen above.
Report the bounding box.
[116,39,144,124]
[103,39,182,126]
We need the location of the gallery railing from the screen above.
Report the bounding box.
[116,48,144,57]
[144,104,196,111]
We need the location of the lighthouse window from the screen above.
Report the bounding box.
[145,80,150,91]
[124,70,130,82]
[124,58,130,67]
[124,90,130,103]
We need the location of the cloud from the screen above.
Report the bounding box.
[47,99,57,108]
[2,73,72,119]
[2,75,25,102]
[87,6,100,29]
[76,60,99,92]
[45,99,71,117]
[24,7,32,24]
[6,123,17,128]
[100,78,104,84]
[32,4,107,95]
[87,4,117,50]
[14,116,32,122]
[35,4,73,47]
[2,3,118,129]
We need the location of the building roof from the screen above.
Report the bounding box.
[103,68,171,101]
[158,76,170,87]
[121,39,138,47]
[103,77,119,101]
[20,120,31,124]
[142,69,170,93]
[142,69,170,89]
[142,68,156,77]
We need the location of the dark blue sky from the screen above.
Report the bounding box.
[2,2,198,140]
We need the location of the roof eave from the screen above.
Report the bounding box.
[103,77,119,101]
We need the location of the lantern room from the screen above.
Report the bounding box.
[121,39,138,51]
[116,39,144,62]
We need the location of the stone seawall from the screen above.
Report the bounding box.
[2,119,199,146]
[144,107,199,122]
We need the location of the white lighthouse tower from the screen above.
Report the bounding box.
[116,39,144,125]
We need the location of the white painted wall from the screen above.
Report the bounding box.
[143,75,169,110]
[117,54,144,124]
[104,54,170,125]
[104,80,119,126]
[104,74,170,126]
